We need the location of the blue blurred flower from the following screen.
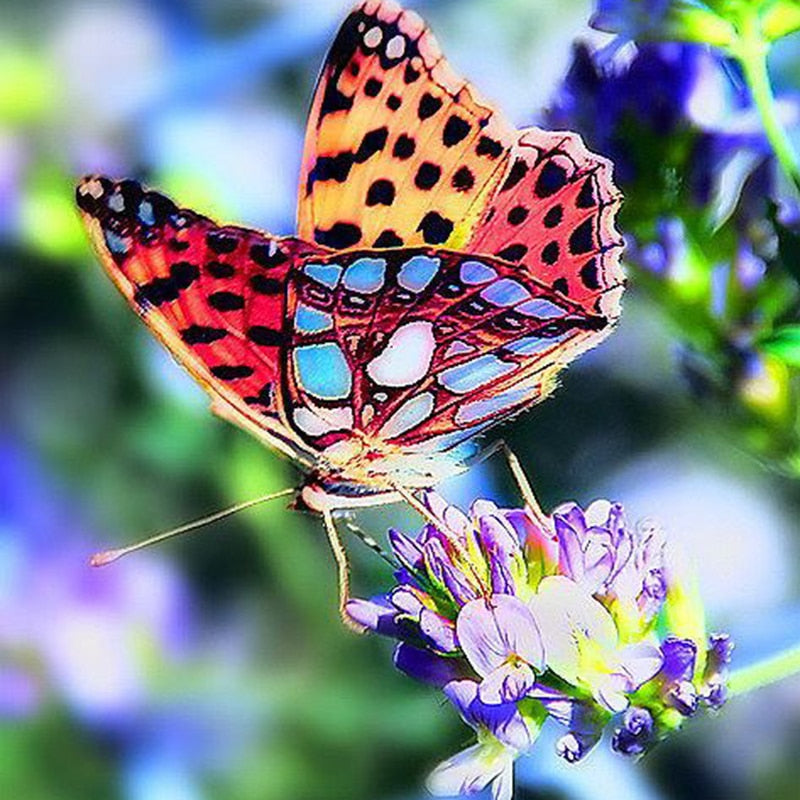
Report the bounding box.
[0,439,195,727]
[0,437,270,800]
[547,37,797,287]
[350,492,732,799]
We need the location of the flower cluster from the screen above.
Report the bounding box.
[348,494,732,800]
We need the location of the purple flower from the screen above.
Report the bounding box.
[351,492,731,797]
[591,0,673,41]
[701,633,735,708]
[612,707,655,756]
[445,679,533,752]
[457,595,544,704]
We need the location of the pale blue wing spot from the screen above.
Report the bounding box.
[108,192,125,213]
[104,229,129,255]
[480,278,531,307]
[343,257,387,293]
[406,421,494,454]
[454,386,532,425]
[444,340,475,360]
[304,262,342,289]
[506,332,569,356]
[378,392,435,439]
[138,200,155,226]
[294,303,334,334]
[517,298,566,319]
[438,354,517,394]
[397,255,440,292]
[293,343,352,400]
[293,405,353,436]
[460,260,498,285]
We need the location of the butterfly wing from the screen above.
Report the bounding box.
[298,1,623,312]
[466,129,624,320]
[76,176,322,468]
[284,248,609,465]
[297,0,517,250]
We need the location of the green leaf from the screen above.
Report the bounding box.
[762,0,800,41]
[759,325,800,366]
[669,5,737,46]
[768,201,800,285]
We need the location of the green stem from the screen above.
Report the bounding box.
[733,11,800,195]
[728,643,800,697]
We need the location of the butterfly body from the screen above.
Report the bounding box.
[77,1,624,529]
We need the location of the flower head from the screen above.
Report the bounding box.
[350,492,731,800]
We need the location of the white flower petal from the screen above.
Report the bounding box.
[529,576,617,685]
[458,595,544,677]
[427,742,513,798]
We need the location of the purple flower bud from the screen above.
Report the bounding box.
[668,679,699,716]
[660,637,697,683]
[393,644,467,688]
[390,585,425,617]
[388,528,424,572]
[707,633,734,672]
[345,597,402,637]
[556,733,584,763]
[420,608,458,653]
[703,682,728,710]
[612,707,654,756]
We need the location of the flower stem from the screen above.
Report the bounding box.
[732,11,800,195]
[728,643,800,697]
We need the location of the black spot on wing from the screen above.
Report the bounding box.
[134,261,200,307]
[181,325,228,345]
[497,244,528,262]
[364,78,382,97]
[543,205,563,228]
[415,162,441,190]
[315,222,362,249]
[393,134,416,160]
[250,243,288,269]
[247,326,283,346]
[211,365,254,380]
[373,230,404,247]
[207,261,235,279]
[250,275,283,295]
[580,257,600,289]
[418,93,443,120]
[576,176,597,208]
[536,162,568,197]
[443,115,471,147]
[208,291,245,311]
[507,206,529,226]
[476,136,504,159]
[452,166,475,192]
[541,242,560,265]
[366,179,396,206]
[501,158,528,192]
[417,212,453,245]
[206,231,239,254]
[569,219,595,255]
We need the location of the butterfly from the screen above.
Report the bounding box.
[76,0,623,624]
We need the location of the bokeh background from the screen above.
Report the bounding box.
[2,1,800,798]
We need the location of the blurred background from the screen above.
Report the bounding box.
[2,0,800,798]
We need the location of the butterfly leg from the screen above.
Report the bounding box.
[466,440,549,527]
[390,483,444,528]
[321,508,366,633]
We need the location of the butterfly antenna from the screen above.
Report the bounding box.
[89,487,296,567]
[341,513,397,568]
